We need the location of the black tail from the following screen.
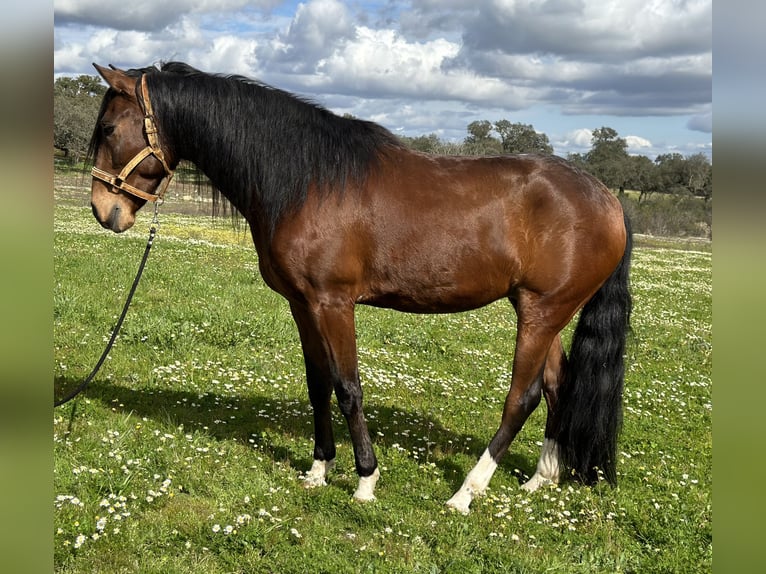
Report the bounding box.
[554,213,633,485]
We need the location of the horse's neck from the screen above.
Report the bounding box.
[165,99,258,226]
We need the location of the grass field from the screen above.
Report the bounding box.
[54,195,711,573]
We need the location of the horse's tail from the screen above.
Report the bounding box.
[554,213,633,485]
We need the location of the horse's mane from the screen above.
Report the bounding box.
[98,61,403,233]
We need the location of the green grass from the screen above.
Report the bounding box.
[54,200,711,573]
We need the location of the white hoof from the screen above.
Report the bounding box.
[445,449,498,515]
[353,468,380,502]
[521,439,561,493]
[303,459,334,489]
[520,472,554,492]
[445,490,473,515]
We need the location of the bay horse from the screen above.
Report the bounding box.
[87,62,631,514]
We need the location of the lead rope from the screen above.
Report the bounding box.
[54,205,160,407]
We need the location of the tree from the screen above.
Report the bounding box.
[53,75,106,163]
[654,153,688,195]
[682,153,713,202]
[494,120,553,154]
[465,120,493,143]
[626,155,659,202]
[566,152,589,172]
[463,120,503,155]
[399,133,466,155]
[586,127,631,193]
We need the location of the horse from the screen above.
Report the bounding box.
[87,61,632,514]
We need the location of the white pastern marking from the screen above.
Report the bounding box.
[446,449,498,514]
[521,438,561,492]
[303,459,335,489]
[353,468,380,502]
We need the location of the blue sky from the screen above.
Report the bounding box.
[54,0,712,159]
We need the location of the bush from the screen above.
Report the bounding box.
[619,194,711,239]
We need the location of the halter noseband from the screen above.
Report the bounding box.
[91,74,174,203]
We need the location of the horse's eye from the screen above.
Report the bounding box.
[102,124,115,137]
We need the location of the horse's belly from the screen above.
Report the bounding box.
[358,259,514,313]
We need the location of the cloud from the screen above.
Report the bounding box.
[687,110,712,133]
[555,128,595,152]
[268,0,355,73]
[441,0,712,116]
[313,27,460,95]
[625,135,653,151]
[53,0,278,32]
[53,0,713,158]
[453,0,711,63]
[192,35,260,77]
[397,0,478,40]
[54,0,711,116]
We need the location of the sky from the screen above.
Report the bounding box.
[53,0,712,160]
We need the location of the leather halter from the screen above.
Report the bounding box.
[91,74,174,203]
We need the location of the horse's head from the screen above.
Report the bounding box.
[89,64,174,233]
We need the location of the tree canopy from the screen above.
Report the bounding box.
[53,75,106,163]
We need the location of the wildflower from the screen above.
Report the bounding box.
[290,528,302,539]
[73,534,86,549]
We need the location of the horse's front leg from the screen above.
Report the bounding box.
[291,303,337,488]
[290,301,379,501]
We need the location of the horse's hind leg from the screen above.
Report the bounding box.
[521,333,566,492]
[446,297,569,514]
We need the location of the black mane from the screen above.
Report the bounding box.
[124,62,402,234]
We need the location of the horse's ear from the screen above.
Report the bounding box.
[92,63,136,97]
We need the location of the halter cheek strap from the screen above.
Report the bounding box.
[91,74,174,203]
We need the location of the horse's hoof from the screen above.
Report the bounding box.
[352,468,380,502]
[445,493,472,515]
[302,459,334,489]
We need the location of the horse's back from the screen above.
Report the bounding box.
[372,150,624,266]
[269,150,626,313]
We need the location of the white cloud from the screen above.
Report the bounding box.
[316,27,458,92]
[193,36,260,77]
[625,135,653,150]
[307,26,526,107]
[565,129,595,149]
[268,0,355,73]
[53,42,84,72]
